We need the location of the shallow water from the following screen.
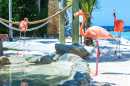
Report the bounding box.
[109,32,130,41]
[0,63,71,86]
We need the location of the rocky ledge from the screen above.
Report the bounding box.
[0,43,91,86]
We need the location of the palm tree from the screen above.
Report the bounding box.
[78,0,99,46]
[47,0,59,37]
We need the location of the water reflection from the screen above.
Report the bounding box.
[20,82,28,86]
[19,65,28,86]
[0,64,28,86]
[0,63,71,86]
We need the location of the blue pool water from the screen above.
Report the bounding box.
[100,26,130,41]
[109,32,130,41]
[100,26,130,31]
[65,26,130,41]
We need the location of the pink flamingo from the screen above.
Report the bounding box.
[17,18,29,55]
[19,18,29,40]
[113,10,124,59]
[73,11,116,76]
[20,82,28,86]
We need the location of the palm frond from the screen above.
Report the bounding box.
[78,0,100,26]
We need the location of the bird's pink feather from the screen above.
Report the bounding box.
[19,20,28,32]
[86,26,115,41]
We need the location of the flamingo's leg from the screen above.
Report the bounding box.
[93,41,100,76]
[23,32,26,57]
[115,32,118,54]
[118,32,121,59]
[17,31,22,56]
[20,31,21,38]
[23,32,26,43]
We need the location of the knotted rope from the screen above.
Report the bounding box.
[0,4,72,25]
[0,18,54,31]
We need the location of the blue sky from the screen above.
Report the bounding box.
[91,0,130,26]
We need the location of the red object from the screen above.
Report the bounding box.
[19,18,29,38]
[113,10,124,32]
[20,82,28,86]
[113,10,124,59]
[73,11,115,76]
[0,34,8,56]
[0,34,8,39]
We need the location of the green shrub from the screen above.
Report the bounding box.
[0,0,48,37]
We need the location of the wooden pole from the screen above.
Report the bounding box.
[0,40,3,56]
[9,0,13,41]
[80,23,82,44]
[72,0,79,44]
[59,0,66,44]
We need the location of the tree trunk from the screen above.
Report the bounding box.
[35,0,40,13]
[84,17,94,46]
[47,0,59,37]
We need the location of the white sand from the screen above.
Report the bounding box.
[3,37,130,86]
[85,38,130,86]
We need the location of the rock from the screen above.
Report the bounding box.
[9,55,26,64]
[62,80,80,86]
[72,61,90,73]
[69,61,90,80]
[58,53,84,63]
[73,71,90,86]
[28,57,40,63]
[49,52,56,57]
[24,54,34,60]
[40,54,53,64]
[52,54,60,62]
[8,54,40,64]
[23,54,40,63]
[0,56,10,66]
[55,43,89,59]
[58,53,91,86]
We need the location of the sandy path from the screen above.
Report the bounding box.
[3,37,130,86]
[85,38,130,86]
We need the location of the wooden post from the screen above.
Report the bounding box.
[72,0,79,44]
[59,0,66,44]
[0,40,3,56]
[9,0,13,41]
[79,23,82,44]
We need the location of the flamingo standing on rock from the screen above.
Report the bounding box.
[113,10,124,59]
[73,11,116,76]
[19,18,29,41]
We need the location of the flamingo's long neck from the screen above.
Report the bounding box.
[114,13,116,26]
[80,14,88,37]
[24,19,26,22]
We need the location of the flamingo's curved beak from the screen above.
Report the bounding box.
[27,20,29,26]
[28,23,29,26]
[73,15,75,20]
[113,13,115,17]
[73,12,78,20]
[73,15,74,20]
[113,10,116,17]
